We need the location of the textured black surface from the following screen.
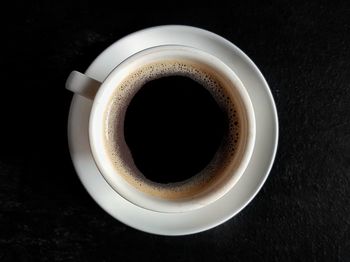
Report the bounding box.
[1,1,350,261]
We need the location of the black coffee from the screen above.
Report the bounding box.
[105,60,240,199]
[124,76,228,183]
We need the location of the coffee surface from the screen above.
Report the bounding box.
[124,76,227,183]
[104,60,241,199]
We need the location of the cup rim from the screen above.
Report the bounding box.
[89,44,256,213]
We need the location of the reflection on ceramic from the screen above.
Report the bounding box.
[67,25,278,235]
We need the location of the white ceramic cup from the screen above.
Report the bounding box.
[66,45,255,213]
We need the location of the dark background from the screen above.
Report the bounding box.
[1,0,350,261]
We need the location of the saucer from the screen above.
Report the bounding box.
[67,25,278,235]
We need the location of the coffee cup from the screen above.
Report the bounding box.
[66,45,255,213]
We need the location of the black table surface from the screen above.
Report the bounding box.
[1,1,349,261]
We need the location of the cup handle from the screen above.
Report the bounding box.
[65,71,101,100]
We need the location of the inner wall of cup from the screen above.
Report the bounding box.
[100,52,251,201]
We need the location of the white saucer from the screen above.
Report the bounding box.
[67,25,278,235]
